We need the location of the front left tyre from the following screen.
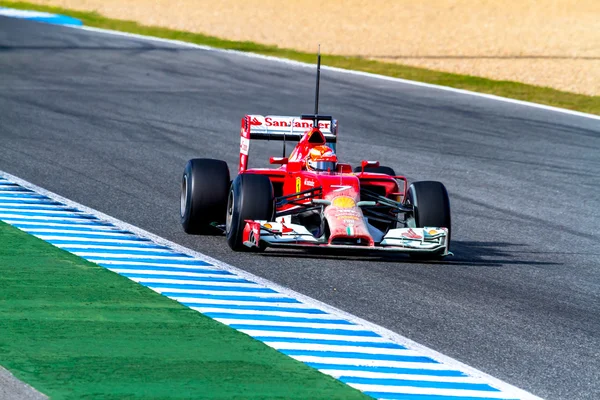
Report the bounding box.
[180,158,230,234]
[226,174,274,251]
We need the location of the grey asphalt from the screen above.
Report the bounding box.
[1,17,599,400]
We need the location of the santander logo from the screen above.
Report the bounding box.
[265,117,330,130]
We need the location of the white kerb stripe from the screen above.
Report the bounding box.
[39,237,148,245]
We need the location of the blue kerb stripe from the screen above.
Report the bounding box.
[56,241,170,249]
[8,219,101,226]
[187,303,326,313]
[121,267,254,282]
[140,282,278,294]
[0,205,78,211]
[340,376,500,392]
[0,186,34,191]
[23,224,120,231]
[307,363,467,377]
[204,312,354,325]
[118,274,245,282]
[120,273,246,281]
[0,193,46,198]
[0,211,97,219]
[361,393,517,400]
[72,249,187,257]
[105,264,222,273]
[0,199,64,204]
[229,325,381,337]
[87,257,201,265]
[138,282,274,293]
[282,350,436,363]
[257,337,407,349]
[35,233,146,240]
[161,292,301,303]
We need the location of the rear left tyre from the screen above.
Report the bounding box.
[181,158,230,234]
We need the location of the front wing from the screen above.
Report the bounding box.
[242,221,449,256]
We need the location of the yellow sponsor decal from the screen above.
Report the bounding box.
[296,177,302,193]
[264,223,272,229]
[332,196,356,209]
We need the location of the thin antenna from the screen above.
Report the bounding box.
[313,44,321,127]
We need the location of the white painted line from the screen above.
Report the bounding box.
[0,171,543,400]
[69,25,600,122]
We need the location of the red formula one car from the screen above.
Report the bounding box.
[180,56,451,258]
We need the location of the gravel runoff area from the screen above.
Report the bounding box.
[25,0,600,96]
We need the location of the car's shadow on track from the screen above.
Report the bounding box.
[255,240,560,268]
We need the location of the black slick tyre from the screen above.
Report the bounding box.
[226,174,274,251]
[354,165,396,176]
[180,158,230,234]
[406,181,451,257]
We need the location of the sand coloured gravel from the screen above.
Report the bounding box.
[26,0,600,95]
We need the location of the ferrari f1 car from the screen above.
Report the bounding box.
[180,54,451,259]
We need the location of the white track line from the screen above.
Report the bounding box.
[0,171,542,400]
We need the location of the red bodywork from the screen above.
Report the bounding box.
[238,115,408,248]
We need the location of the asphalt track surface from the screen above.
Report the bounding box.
[1,17,599,400]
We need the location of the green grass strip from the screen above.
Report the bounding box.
[0,221,370,400]
[1,0,599,116]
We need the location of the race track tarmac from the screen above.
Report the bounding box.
[1,16,599,399]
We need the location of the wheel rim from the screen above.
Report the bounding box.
[180,174,188,218]
[225,189,234,233]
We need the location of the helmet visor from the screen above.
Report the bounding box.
[311,161,336,172]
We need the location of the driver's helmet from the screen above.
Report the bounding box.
[306,145,337,172]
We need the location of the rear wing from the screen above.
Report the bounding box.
[239,114,338,172]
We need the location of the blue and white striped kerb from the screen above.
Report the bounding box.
[0,7,82,26]
[0,176,526,400]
